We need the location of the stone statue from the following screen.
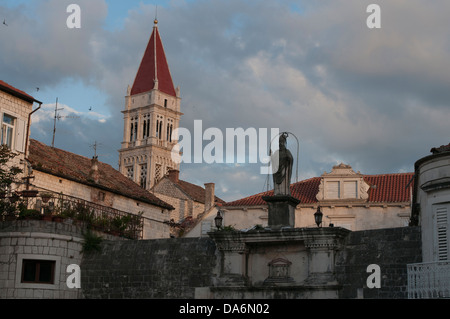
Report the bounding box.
[272,132,293,196]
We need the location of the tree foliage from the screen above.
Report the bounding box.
[0,145,22,190]
[0,145,24,218]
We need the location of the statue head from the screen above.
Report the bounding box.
[279,132,288,149]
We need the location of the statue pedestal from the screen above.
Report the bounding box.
[262,195,300,229]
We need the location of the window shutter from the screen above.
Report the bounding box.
[15,118,26,153]
[326,181,340,199]
[435,206,449,261]
[344,181,357,199]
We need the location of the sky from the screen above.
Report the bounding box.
[1,0,450,202]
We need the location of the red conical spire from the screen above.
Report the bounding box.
[131,20,177,97]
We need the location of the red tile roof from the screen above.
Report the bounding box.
[176,179,225,205]
[28,139,173,210]
[364,173,414,203]
[0,80,41,104]
[224,173,414,207]
[131,22,177,97]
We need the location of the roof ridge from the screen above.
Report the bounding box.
[363,172,414,176]
[30,138,107,168]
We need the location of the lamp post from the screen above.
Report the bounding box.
[314,206,323,228]
[214,210,223,230]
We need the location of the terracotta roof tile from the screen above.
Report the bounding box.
[131,24,176,97]
[176,179,225,204]
[28,139,173,210]
[364,173,414,203]
[224,173,414,207]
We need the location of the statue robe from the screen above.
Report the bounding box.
[272,147,293,196]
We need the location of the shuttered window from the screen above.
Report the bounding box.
[326,181,340,199]
[343,181,357,199]
[434,205,449,261]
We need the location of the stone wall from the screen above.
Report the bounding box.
[0,223,419,299]
[80,237,218,299]
[335,226,421,299]
[0,220,95,299]
[79,227,421,299]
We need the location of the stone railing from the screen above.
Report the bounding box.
[407,261,450,298]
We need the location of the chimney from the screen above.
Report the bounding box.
[168,169,179,183]
[89,156,100,184]
[204,183,215,213]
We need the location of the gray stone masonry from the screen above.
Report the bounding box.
[79,226,422,299]
[80,237,218,299]
[335,226,421,299]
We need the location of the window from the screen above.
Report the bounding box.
[317,165,369,201]
[343,181,357,199]
[130,116,138,142]
[324,180,359,200]
[167,119,173,142]
[1,114,14,149]
[140,164,147,189]
[142,114,150,139]
[127,166,134,180]
[21,259,55,284]
[164,99,168,107]
[143,119,147,139]
[167,123,173,142]
[15,254,61,289]
[326,181,340,199]
[156,116,163,140]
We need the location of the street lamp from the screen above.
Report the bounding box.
[214,210,223,230]
[314,206,323,228]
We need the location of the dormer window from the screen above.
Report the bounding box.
[343,181,357,198]
[326,181,340,199]
[316,164,369,202]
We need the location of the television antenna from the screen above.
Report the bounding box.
[90,141,101,158]
[52,97,64,147]
[89,141,111,160]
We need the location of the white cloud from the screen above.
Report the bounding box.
[4,0,450,202]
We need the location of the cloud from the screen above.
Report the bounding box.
[3,0,450,202]
[0,0,108,91]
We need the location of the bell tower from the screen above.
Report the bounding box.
[119,19,182,189]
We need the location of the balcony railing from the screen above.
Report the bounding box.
[1,188,144,239]
[407,261,450,298]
